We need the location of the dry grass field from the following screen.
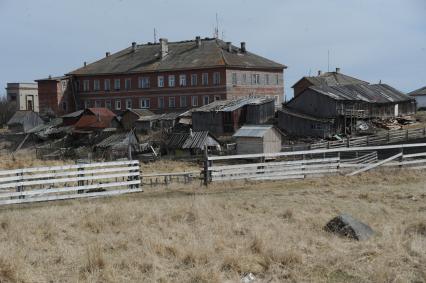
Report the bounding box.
[0,166,424,283]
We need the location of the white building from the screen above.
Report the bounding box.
[6,83,39,112]
[408,86,426,109]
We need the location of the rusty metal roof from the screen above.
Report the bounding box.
[67,38,285,76]
[85,108,116,117]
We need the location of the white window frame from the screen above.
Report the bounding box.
[169,97,176,108]
[203,95,210,105]
[180,96,187,108]
[125,78,132,90]
[104,79,110,91]
[139,98,150,109]
[192,96,198,107]
[93,80,100,91]
[213,72,220,85]
[83,80,90,92]
[115,99,121,110]
[158,76,164,88]
[126,99,132,109]
[105,100,112,109]
[114,79,120,90]
[61,81,67,91]
[138,77,150,89]
[179,74,186,87]
[232,73,237,85]
[84,100,89,109]
[202,73,208,86]
[191,74,197,86]
[168,75,175,87]
[242,73,247,84]
[158,97,165,109]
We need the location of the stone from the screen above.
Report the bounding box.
[324,213,374,241]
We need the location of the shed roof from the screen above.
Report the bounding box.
[85,108,116,117]
[124,108,155,117]
[67,38,285,76]
[191,97,274,113]
[95,132,139,148]
[61,110,84,118]
[292,71,369,88]
[408,86,426,97]
[309,83,412,104]
[279,108,334,123]
[167,131,220,150]
[7,111,44,133]
[233,125,277,138]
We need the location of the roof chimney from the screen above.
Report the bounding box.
[131,42,137,52]
[240,42,246,53]
[318,70,322,76]
[48,75,52,79]
[195,36,201,47]
[335,67,340,73]
[226,42,232,52]
[84,61,87,67]
[106,52,110,57]
[160,38,168,58]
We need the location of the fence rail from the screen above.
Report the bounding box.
[0,160,142,206]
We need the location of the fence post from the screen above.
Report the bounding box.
[203,146,209,186]
[76,160,86,194]
[387,132,390,143]
[399,147,404,168]
[346,137,350,148]
[423,127,426,137]
[17,172,24,199]
[405,129,409,141]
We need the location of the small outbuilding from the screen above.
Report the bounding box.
[408,86,426,109]
[61,110,84,126]
[94,131,140,160]
[7,111,44,133]
[233,125,282,155]
[121,109,155,131]
[166,130,221,156]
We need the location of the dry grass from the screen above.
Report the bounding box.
[0,168,424,282]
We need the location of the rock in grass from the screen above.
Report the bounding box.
[324,213,374,241]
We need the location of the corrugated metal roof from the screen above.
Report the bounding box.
[233,125,275,138]
[67,38,285,76]
[74,115,116,129]
[310,84,412,104]
[292,71,368,88]
[191,97,274,113]
[408,86,426,97]
[167,131,219,149]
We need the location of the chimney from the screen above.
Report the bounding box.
[160,38,168,58]
[106,52,110,57]
[335,67,340,73]
[318,70,322,76]
[48,75,52,79]
[84,61,87,67]
[131,42,137,52]
[226,42,232,52]
[195,36,201,47]
[240,42,246,53]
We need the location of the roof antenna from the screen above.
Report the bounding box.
[154,28,157,43]
[214,13,219,39]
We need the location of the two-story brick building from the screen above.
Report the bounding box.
[38,37,286,116]
[36,76,74,117]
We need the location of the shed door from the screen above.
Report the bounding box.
[394,104,399,117]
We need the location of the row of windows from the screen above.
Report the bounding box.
[83,95,221,110]
[231,72,280,86]
[80,72,221,92]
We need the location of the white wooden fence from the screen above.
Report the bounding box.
[204,143,426,183]
[0,160,142,206]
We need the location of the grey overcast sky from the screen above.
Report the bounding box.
[0,0,425,99]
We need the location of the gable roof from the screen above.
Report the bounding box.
[67,38,285,76]
[74,108,117,129]
[233,125,277,138]
[309,83,412,104]
[408,86,426,97]
[292,71,369,88]
[85,108,116,117]
[167,131,220,150]
[124,108,155,118]
[7,111,44,132]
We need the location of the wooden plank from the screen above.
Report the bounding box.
[0,160,139,176]
[212,168,338,181]
[0,188,143,206]
[0,180,141,198]
[346,153,402,176]
[403,152,426,158]
[141,171,200,177]
[0,166,141,184]
[208,143,426,161]
[252,175,305,181]
[0,171,140,190]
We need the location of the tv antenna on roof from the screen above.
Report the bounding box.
[214,13,219,38]
[154,28,158,43]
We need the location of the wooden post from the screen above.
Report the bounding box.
[387,132,390,143]
[406,129,409,141]
[17,172,24,199]
[203,146,209,186]
[76,161,85,194]
[366,135,369,146]
[346,137,350,148]
[399,147,404,168]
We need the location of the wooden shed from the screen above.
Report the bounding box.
[233,125,282,155]
[121,109,155,131]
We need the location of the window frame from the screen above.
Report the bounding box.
[232,73,237,85]
[179,74,186,87]
[93,80,100,91]
[168,75,175,87]
[180,96,187,108]
[191,96,198,107]
[158,96,165,109]
[126,98,132,109]
[83,80,90,92]
[191,74,197,86]
[213,72,220,85]
[95,100,102,108]
[115,99,121,110]
[202,73,208,86]
[125,78,132,90]
[104,79,111,91]
[158,76,164,88]
[203,95,210,105]
[114,79,121,90]
[169,96,176,108]
[139,98,150,109]
[105,100,112,109]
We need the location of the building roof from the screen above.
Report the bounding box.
[35,75,69,82]
[95,132,139,149]
[309,83,412,104]
[67,38,285,76]
[279,107,334,123]
[61,110,84,118]
[408,86,426,97]
[85,108,116,117]
[233,125,277,138]
[167,131,220,150]
[7,111,44,132]
[124,108,155,117]
[190,97,274,113]
[74,108,117,129]
[292,71,369,88]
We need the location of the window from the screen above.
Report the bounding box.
[158,76,164,88]
[158,97,165,108]
[191,74,197,86]
[192,96,198,107]
[213,72,220,85]
[104,79,110,91]
[140,98,150,108]
[265,74,270,85]
[61,81,67,91]
[83,80,90,92]
[115,99,121,110]
[242,73,247,84]
[114,79,120,90]
[105,100,111,109]
[202,73,208,86]
[180,96,187,108]
[232,73,237,85]
[168,75,175,87]
[138,77,150,88]
[203,95,210,105]
[274,95,279,104]
[276,74,280,85]
[62,101,67,111]
[214,95,221,101]
[93,80,100,91]
[84,100,89,109]
[251,74,260,85]
[126,99,132,109]
[125,78,131,90]
[169,97,176,108]
[179,74,186,86]
[95,100,102,108]
[75,81,80,91]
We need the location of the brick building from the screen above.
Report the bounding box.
[37,37,286,116]
[35,76,74,117]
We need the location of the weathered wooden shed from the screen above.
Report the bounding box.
[121,109,155,131]
[233,125,282,155]
[7,111,44,133]
[166,130,221,156]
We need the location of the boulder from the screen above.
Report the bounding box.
[324,213,374,241]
